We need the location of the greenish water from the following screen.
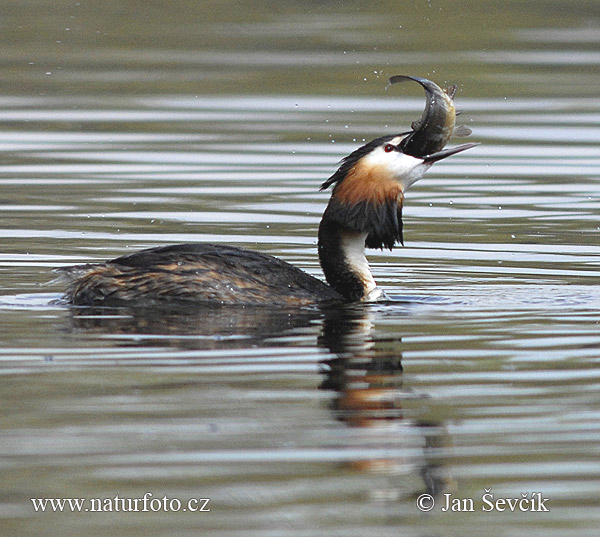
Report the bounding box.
[1,1,600,536]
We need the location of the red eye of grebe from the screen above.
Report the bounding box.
[384,144,395,153]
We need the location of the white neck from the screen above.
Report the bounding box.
[339,231,384,301]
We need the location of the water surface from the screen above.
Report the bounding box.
[1,1,600,536]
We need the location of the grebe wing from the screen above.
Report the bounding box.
[58,243,342,306]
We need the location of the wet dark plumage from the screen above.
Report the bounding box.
[321,197,403,250]
[58,243,343,307]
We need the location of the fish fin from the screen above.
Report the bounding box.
[444,84,458,99]
[453,125,472,137]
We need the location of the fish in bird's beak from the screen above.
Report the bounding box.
[388,74,477,159]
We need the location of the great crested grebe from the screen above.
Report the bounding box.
[57,76,477,307]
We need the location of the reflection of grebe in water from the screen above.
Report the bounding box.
[318,306,455,498]
[58,76,477,307]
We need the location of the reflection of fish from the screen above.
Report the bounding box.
[57,76,478,307]
[388,75,472,158]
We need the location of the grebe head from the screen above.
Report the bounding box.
[320,76,478,250]
[318,75,478,302]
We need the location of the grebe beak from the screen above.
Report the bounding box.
[423,142,480,163]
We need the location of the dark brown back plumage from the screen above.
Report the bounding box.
[57,243,343,307]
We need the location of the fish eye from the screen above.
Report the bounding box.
[383,144,396,153]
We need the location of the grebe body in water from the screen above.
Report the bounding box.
[58,76,477,307]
